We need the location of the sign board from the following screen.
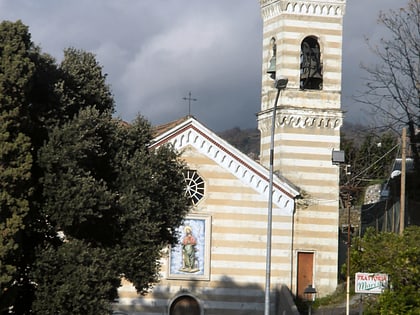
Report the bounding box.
[355,272,388,294]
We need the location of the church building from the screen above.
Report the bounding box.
[115,0,345,314]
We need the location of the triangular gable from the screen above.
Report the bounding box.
[151,117,299,215]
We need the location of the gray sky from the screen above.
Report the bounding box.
[0,0,405,131]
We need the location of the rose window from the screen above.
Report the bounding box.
[184,170,205,205]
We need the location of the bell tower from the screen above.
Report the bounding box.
[258,0,346,296]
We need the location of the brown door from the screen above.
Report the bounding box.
[170,295,200,315]
[297,252,314,298]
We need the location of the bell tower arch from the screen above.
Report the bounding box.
[257,0,346,296]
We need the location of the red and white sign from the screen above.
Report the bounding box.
[355,272,388,294]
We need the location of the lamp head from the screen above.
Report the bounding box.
[332,150,345,165]
[304,284,317,301]
[274,76,288,90]
[304,284,317,295]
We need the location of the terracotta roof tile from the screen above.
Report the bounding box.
[152,115,192,137]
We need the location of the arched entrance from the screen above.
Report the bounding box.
[169,295,200,315]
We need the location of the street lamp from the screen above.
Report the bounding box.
[264,76,288,315]
[303,284,317,315]
[332,150,350,315]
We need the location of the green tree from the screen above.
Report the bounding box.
[350,226,420,314]
[0,20,34,312]
[113,117,190,293]
[0,20,190,314]
[341,128,398,204]
[55,47,115,121]
[30,240,119,315]
[38,108,118,243]
[34,108,189,313]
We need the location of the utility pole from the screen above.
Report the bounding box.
[345,190,351,315]
[400,127,406,235]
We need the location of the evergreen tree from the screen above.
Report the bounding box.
[55,47,115,121]
[0,21,190,314]
[34,108,189,313]
[112,116,190,293]
[30,240,119,315]
[0,20,34,312]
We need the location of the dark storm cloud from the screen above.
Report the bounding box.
[342,0,403,124]
[0,0,407,131]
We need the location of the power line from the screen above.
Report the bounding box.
[345,143,400,186]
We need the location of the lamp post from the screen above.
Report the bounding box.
[303,284,317,315]
[332,150,350,315]
[264,77,288,315]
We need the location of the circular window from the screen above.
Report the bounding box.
[184,170,205,205]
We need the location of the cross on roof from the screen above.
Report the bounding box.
[182,91,197,116]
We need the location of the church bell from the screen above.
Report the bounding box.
[267,55,276,79]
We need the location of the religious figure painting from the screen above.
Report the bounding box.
[168,214,210,280]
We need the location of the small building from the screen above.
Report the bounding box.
[361,158,420,233]
[116,116,300,314]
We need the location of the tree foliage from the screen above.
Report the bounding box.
[218,127,260,159]
[30,240,119,315]
[340,125,398,204]
[0,20,34,312]
[350,226,420,314]
[0,20,190,314]
[357,0,420,178]
[55,47,115,121]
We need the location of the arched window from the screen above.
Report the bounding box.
[169,295,201,315]
[300,36,323,90]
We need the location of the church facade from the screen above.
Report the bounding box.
[115,0,345,314]
[116,117,300,315]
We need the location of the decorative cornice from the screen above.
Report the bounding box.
[151,118,299,214]
[260,0,346,20]
[259,108,343,132]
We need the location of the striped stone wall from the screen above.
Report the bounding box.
[116,135,297,314]
[258,0,345,296]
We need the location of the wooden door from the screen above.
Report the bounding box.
[297,252,314,298]
[170,295,200,315]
